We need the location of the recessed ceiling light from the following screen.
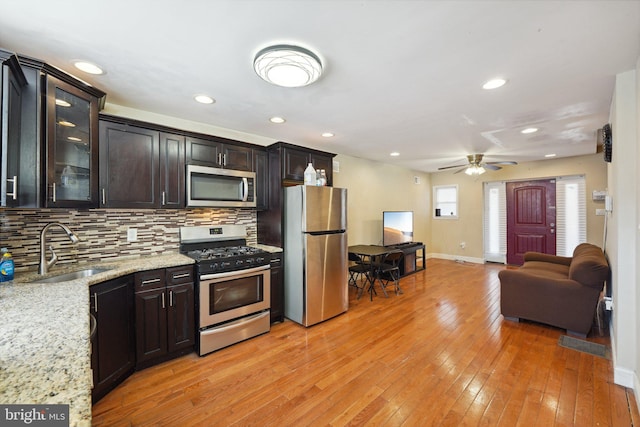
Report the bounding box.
[73,61,104,75]
[194,95,215,104]
[321,132,334,138]
[390,152,400,157]
[521,127,538,134]
[482,78,507,90]
[254,44,323,87]
[545,153,557,158]
[55,99,71,107]
[269,116,286,124]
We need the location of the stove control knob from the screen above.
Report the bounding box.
[256,257,265,263]
[236,259,243,266]
[246,258,254,264]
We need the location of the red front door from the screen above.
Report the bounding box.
[506,179,556,265]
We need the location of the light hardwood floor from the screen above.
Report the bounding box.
[92,259,639,426]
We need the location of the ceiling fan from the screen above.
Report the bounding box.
[437,154,517,175]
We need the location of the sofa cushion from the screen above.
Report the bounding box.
[520,260,570,278]
[568,243,609,288]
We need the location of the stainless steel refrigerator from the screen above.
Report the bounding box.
[284,185,348,326]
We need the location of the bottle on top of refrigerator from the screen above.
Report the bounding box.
[303,163,316,186]
[0,248,14,282]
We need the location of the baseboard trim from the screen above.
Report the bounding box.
[428,253,485,264]
[609,320,637,389]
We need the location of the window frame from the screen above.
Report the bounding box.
[433,184,459,219]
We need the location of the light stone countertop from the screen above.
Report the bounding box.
[0,253,195,427]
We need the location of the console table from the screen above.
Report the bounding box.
[391,243,426,276]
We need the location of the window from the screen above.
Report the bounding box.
[433,185,458,218]
[556,175,586,256]
[483,182,506,263]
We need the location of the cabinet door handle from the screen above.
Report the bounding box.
[51,183,56,203]
[93,292,98,312]
[169,290,174,307]
[223,154,227,166]
[101,188,106,205]
[6,176,17,200]
[161,292,166,309]
[172,273,190,280]
[162,191,166,205]
[141,278,161,285]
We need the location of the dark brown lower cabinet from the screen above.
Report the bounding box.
[134,266,195,370]
[270,254,284,323]
[90,275,135,403]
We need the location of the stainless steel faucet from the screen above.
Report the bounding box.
[39,223,81,275]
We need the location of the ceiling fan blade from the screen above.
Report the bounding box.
[486,161,518,165]
[437,164,468,170]
[453,167,467,174]
[483,164,501,171]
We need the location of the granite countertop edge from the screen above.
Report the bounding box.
[0,252,195,427]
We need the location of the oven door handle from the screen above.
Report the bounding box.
[200,264,270,281]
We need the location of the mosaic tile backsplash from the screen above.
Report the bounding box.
[0,208,257,273]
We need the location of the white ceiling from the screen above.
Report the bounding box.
[1,0,639,172]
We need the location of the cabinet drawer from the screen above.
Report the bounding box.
[135,269,166,292]
[166,266,194,285]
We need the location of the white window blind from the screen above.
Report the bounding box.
[556,175,586,256]
[483,181,506,263]
[433,185,458,218]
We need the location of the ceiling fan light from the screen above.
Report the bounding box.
[254,44,323,87]
[465,165,485,175]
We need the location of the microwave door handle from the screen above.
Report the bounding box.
[242,177,248,201]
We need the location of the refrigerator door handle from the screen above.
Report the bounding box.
[307,230,346,236]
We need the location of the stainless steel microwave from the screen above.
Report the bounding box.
[186,165,256,208]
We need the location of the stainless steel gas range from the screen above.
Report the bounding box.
[179,225,271,356]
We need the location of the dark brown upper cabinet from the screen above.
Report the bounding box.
[282,145,333,186]
[99,119,184,209]
[45,76,100,208]
[185,136,253,171]
[1,50,106,208]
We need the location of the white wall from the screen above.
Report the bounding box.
[607,64,639,398]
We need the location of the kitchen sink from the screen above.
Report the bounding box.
[30,268,112,284]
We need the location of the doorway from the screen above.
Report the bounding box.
[506,179,556,265]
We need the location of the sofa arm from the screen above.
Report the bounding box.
[523,251,572,266]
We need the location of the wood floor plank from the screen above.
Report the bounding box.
[91,259,640,426]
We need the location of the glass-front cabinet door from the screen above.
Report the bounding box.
[45,76,99,207]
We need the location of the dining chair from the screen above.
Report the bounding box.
[348,252,371,298]
[373,250,404,297]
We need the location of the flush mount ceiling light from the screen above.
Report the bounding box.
[321,132,334,138]
[253,44,323,88]
[482,78,507,90]
[269,116,286,124]
[390,152,400,157]
[73,60,104,75]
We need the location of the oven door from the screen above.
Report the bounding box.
[199,264,270,327]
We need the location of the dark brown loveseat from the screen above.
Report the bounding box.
[499,243,610,337]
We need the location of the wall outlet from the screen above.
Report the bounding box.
[127,228,138,242]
